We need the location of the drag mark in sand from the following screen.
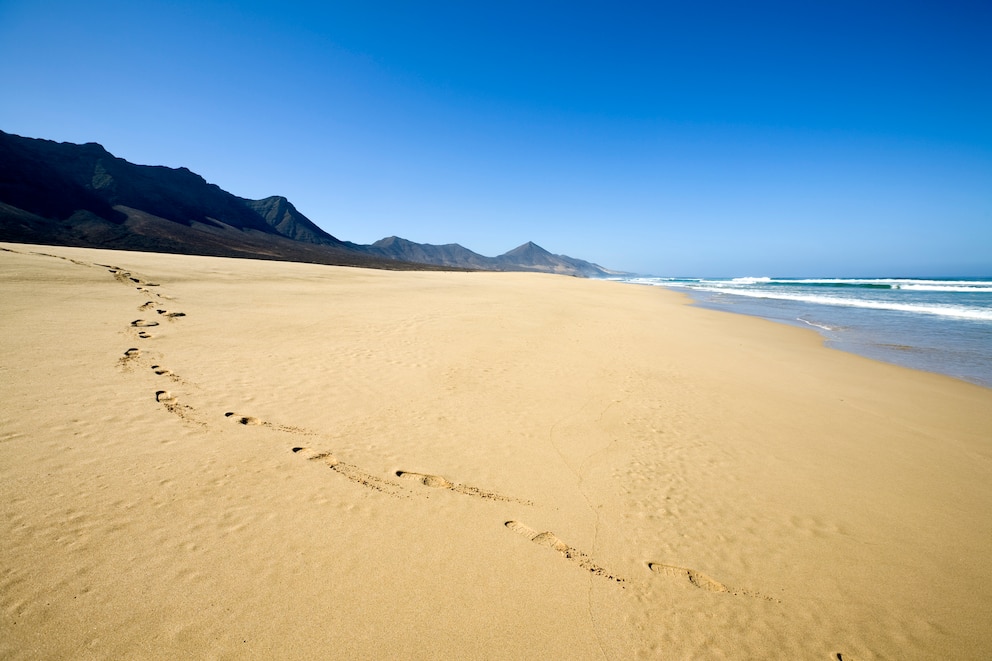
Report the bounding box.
[396,470,532,504]
[647,562,779,601]
[504,520,625,584]
[292,447,408,497]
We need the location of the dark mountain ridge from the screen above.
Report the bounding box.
[0,131,618,276]
[358,236,613,276]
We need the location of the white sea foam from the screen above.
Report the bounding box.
[797,318,835,331]
[686,286,992,321]
[729,276,771,285]
[685,277,992,291]
[897,284,992,292]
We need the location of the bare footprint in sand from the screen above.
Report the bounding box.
[647,562,729,592]
[224,412,312,434]
[155,391,203,425]
[156,390,177,407]
[292,447,406,497]
[118,348,141,369]
[291,446,340,466]
[225,412,264,426]
[504,520,624,583]
[155,309,186,318]
[396,470,532,504]
[647,562,778,601]
[131,319,159,328]
[396,471,453,488]
[108,268,132,284]
[151,365,182,382]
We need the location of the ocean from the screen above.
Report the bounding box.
[615,276,992,388]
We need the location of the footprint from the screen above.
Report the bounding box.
[108,268,133,284]
[224,412,313,435]
[292,447,406,497]
[137,331,153,339]
[647,562,778,601]
[155,391,204,426]
[225,412,264,426]
[131,319,160,327]
[138,301,156,310]
[150,365,182,382]
[396,471,454,488]
[396,470,532,504]
[155,309,186,318]
[647,563,729,592]
[291,446,339,466]
[504,520,625,583]
[118,347,141,369]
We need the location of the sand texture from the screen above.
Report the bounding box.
[2,243,991,660]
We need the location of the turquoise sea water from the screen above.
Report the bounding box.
[615,276,992,388]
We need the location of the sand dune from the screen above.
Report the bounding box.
[2,243,990,659]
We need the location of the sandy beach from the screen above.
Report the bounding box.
[2,242,990,660]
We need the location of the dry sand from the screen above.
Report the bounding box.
[2,242,991,660]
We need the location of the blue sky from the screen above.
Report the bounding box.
[1,0,990,276]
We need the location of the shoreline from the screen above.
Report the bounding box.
[636,281,992,389]
[3,243,991,659]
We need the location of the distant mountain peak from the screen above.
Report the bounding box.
[240,195,343,246]
[504,240,550,255]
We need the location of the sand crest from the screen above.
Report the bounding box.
[2,243,991,660]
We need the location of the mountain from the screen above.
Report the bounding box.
[362,237,617,277]
[0,131,619,276]
[357,236,615,276]
[0,130,413,269]
[240,195,345,247]
[362,236,495,269]
[495,241,611,277]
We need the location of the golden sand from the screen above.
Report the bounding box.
[2,243,990,659]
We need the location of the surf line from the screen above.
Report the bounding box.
[796,317,833,331]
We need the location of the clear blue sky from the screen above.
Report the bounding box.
[2,0,990,276]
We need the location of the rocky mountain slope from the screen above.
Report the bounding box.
[0,131,617,276]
